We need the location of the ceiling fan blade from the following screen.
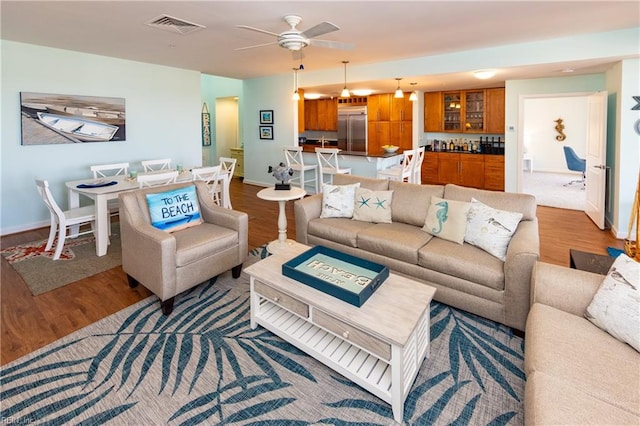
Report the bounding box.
[235,41,278,51]
[301,21,339,39]
[309,39,355,50]
[236,25,279,37]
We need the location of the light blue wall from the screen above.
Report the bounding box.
[201,74,243,161]
[1,41,202,234]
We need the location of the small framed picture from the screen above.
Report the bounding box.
[259,125,273,140]
[260,110,274,124]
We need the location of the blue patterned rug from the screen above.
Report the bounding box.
[1,246,524,425]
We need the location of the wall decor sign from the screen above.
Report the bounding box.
[260,125,273,140]
[260,110,274,124]
[201,102,211,146]
[20,92,126,145]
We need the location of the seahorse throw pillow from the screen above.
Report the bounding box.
[585,253,639,352]
[422,196,471,244]
[464,198,523,261]
[320,183,360,218]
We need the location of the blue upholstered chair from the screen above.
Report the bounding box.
[563,146,586,187]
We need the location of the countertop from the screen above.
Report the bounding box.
[300,144,401,158]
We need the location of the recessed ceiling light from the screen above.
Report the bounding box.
[351,89,373,96]
[561,68,575,73]
[303,93,322,100]
[473,69,496,80]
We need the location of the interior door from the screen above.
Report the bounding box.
[584,91,608,229]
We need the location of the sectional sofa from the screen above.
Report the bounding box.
[294,174,539,331]
[525,261,640,424]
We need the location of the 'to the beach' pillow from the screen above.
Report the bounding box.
[146,185,203,232]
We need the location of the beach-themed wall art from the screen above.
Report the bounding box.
[20,92,126,145]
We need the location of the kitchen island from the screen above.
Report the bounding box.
[299,145,402,186]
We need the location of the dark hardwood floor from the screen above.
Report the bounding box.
[1,178,624,365]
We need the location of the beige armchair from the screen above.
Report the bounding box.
[119,181,248,314]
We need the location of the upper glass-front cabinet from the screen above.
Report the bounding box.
[443,92,461,132]
[465,91,484,132]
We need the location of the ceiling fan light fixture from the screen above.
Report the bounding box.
[409,82,418,101]
[473,69,496,80]
[394,78,403,98]
[341,60,350,98]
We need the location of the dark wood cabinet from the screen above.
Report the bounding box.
[422,152,502,190]
[303,98,337,131]
[424,88,505,134]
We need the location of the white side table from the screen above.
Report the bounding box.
[257,186,306,253]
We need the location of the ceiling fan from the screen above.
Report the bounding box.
[236,15,354,52]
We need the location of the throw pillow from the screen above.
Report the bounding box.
[146,185,203,232]
[464,198,523,261]
[320,183,360,218]
[585,253,640,352]
[352,188,393,223]
[422,196,471,244]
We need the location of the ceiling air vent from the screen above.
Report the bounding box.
[145,15,205,35]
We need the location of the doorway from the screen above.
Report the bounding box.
[215,97,239,160]
[518,94,587,208]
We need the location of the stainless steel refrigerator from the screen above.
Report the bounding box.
[337,105,367,154]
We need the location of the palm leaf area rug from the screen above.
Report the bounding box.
[1,246,525,425]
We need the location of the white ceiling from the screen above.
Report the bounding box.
[2,1,639,96]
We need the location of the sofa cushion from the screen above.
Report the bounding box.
[525,371,640,425]
[525,303,640,414]
[145,185,203,232]
[357,222,433,264]
[465,198,523,261]
[444,184,537,221]
[308,218,375,248]
[320,183,360,218]
[352,188,393,223]
[418,237,505,290]
[389,181,443,226]
[174,223,237,267]
[333,173,389,191]
[422,196,471,244]
[585,253,640,352]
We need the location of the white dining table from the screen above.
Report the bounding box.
[65,169,231,257]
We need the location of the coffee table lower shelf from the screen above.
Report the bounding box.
[250,279,430,422]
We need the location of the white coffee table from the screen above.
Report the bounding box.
[256,186,306,253]
[245,242,436,423]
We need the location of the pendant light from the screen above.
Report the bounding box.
[394,78,404,98]
[409,82,418,101]
[292,67,300,101]
[340,61,350,98]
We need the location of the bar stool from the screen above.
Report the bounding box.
[284,146,318,194]
[412,146,425,184]
[315,148,351,186]
[377,149,415,182]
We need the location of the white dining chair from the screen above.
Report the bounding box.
[191,166,223,206]
[90,162,130,230]
[35,178,98,260]
[219,157,237,208]
[137,170,179,188]
[377,149,416,183]
[412,146,425,184]
[141,158,171,172]
[315,148,351,186]
[219,157,236,178]
[284,146,318,194]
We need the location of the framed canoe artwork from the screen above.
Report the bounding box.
[20,92,126,145]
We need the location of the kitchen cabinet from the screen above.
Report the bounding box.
[303,98,337,131]
[368,94,391,121]
[483,155,505,191]
[229,147,244,179]
[424,88,505,134]
[368,121,390,155]
[390,120,412,150]
[390,93,412,122]
[437,153,484,188]
[420,152,439,184]
[485,88,505,134]
[424,92,442,132]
